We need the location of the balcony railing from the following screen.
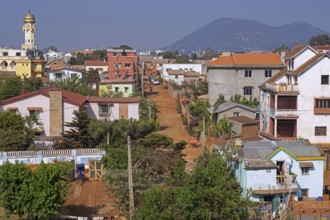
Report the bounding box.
[265,83,299,93]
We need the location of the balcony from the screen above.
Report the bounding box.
[265,83,299,94]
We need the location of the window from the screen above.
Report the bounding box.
[112,52,117,56]
[115,87,119,93]
[315,126,327,136]
[315,99,330,108]
[55,73,62,79]
[245,70,252,77]
[321,75,329,85]
[125,63,131,68]
[265,70,272,77]
[29,110,40,117]
[99,105,109,116]
[243,86,253,95]
[233,112,240,117]
[124,87,129,93]
[16,52,21,56]
[301,188,309,197]
[3,52,8,56]
[302,167,309,175]
[175,75,178,79]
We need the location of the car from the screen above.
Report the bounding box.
[151,77,160,85]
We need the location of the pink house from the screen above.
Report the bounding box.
[0,87,140,140]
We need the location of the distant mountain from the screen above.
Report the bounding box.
[163,18,328,52]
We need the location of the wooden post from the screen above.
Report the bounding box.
[148,99,151,120]
[127,136,134,220]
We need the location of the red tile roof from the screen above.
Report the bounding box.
[84,60,108,66]
[207,53,283,66]
[0,87,140,106]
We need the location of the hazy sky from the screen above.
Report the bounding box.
[1,0,329,52]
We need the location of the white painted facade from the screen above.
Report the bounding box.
[45,50,61,62]
[161,64,202,81]
[270,150,324,198]
[260,47,330,143]
[49,69,83,81]
[168,74,185,85]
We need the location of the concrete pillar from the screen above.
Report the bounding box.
[37,151,43,164]
[274,119,278,137]
[2,152,7,164]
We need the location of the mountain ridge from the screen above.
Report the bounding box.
[163,18,328,52]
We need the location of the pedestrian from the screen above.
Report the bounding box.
[150,85,153,92]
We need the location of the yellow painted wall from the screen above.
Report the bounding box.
[16,59,32,78]
[16,59,44,78]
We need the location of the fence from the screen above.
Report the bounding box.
[0,148,106,168]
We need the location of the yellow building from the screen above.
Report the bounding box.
[15,12,45,78]
[16,59,45,78]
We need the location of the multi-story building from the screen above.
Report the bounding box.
[216,139,324,214]
[104,48,138,96]
[207,53,284,104]
[259,46,330,143]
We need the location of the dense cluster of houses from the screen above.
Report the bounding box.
[1,12,330,217]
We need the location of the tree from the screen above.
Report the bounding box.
[83,69,100,85]
[212,115,234,138]
[273,44,289,53]
[0,112,35,151]
[0,162,71,219]
[139,98,158,121]
[63,105,94,148]
[136,153,252,220]
[202,48,219,60]
[162,50,178,59]
[48,75,97,96]
[0,76,22,100]
[23,77,44,93]
[309,34,330,46]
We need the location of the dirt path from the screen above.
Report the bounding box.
[62,181,119,217]
[148,84,203,171]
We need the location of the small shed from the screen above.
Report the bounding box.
[227,116,259,138]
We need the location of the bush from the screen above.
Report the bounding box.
[172,140,188,151]
[176,100,182,114]
[137,134,173,149]
[181,117,188,125]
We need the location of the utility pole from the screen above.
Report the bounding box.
[202,117,205,152]
[107,102,110,148]
[127,136,134,220]
[141,62,144,96]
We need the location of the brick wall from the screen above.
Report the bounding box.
[49,90,63,136]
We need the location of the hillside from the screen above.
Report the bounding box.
[164,18,328,52]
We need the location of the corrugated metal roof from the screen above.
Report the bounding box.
[242,140,320,158]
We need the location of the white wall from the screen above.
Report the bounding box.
[49,69,83,81]
[0,48,27,56]
[87,102,139,121]
[293,48,317,71]
[162,64,202,80]
[297,56,330,143]
[63,102,79,132]
[246,168,277,190]
[1,95,51,136]
[169,74,185,85]
[270,150,324,198]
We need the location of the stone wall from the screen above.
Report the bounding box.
[49,90,63,136]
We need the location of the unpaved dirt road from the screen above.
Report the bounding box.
[148,84,203,171]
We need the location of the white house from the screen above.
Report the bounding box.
[167,69,200,85]
[0,87,140,143]
[259,46,330,144]
[45,50,61,62]
[48,68,83,81]
[161,64,202,81]
[216,139,324,214]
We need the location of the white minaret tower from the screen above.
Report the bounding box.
[22,11,37,50]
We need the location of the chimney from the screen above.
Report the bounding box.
[49,90,63,136]
[20,88,26,95]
